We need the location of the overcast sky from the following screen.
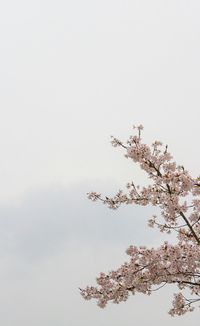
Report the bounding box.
[1,0,200,325]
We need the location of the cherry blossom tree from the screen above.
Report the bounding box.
[80,125,200,316]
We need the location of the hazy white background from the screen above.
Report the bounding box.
[0,0,200,325]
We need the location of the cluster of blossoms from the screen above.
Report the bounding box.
[80,125,200,316]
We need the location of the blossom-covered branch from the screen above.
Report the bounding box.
[81,125,200,316]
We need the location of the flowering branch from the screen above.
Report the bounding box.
[81,125,200,316]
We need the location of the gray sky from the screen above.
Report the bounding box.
[0,0,200,324]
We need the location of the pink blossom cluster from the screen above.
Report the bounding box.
[81,125,200,316]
